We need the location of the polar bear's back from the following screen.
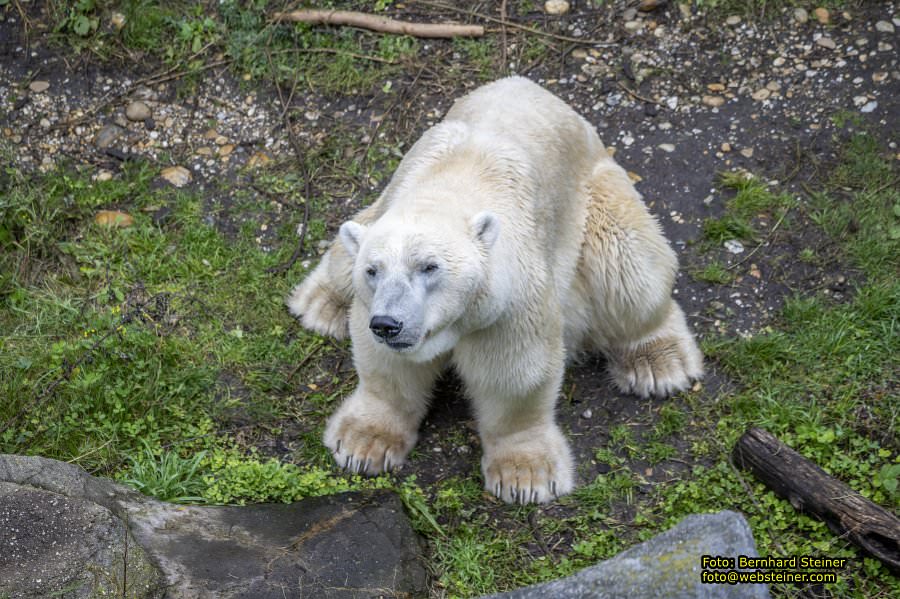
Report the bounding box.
[445,77,602,169]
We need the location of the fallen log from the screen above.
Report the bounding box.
[733,427,900,574]
[272,9,484,38]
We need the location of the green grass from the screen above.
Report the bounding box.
[0,158,377,503]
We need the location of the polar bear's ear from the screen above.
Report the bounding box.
[339,221,367,258]
[471,211,500,249]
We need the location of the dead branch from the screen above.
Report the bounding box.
[733,427,900,575]
[272,9,484,38]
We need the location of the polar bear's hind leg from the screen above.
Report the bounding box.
[577,158,704,397]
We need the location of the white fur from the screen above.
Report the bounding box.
[288,77,703,503]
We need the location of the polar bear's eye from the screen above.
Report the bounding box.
[365,266,377,277]
[421,263,439,274]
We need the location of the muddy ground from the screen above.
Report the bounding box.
[1,0,898,593]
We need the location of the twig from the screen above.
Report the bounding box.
[617,80,659,105]
[727,208,789,271]
[265,48,314,276]
[272,9,484,38]
[416,0,618,46]
[500,0,508,76]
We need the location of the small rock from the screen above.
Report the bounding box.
[581,409,593,419]
[219,144,235,157]
[860,101,878,113]
[248,151,271,168]
[724,239,745,254]
[721,142,732,152]
[658,143,675,153]
[766,81,781,92]
[571,48,588,60]
[707,83,726,92]
[94,210,134,228]
[749,266,761,279]
[726,15,741,26]
[624,20,642,32]
[125,101,151,122]
[29,80,50,93]
[773,56,786,67]
[544,0,570,16]
[638,0,664,12]
[875,20,895,33]
[872,71,888,83]
[751,88,771,101]
[813,7,829,25]
[853,95,869,107]
[740,148,754,158]
[94,124,123,149]
[196,147,214,156]
[794,8,809,24]
[160,166,191,187]
[702,95,725,107]
[95,170,113,182]
[111,12,126,30]
[816,36,836,49]
[623,8,638,21]
[39,118,51,128]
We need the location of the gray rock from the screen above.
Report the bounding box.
[94,123,123,149]
[0,482,162,598]
[0,454,427,598]
[126,101,152,122]
[487,511,768,599]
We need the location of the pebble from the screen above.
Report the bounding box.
[726,15,741,26]
[724,239,745,254]
[703,95,725,107]
[624,20,642,32]
[721,142,732,152]
[39,118,51,128]
[860,101,878,113]
[95,170,113,182]
[219,144,235,157]
[125,101,151,122]
[160,166,192,187]
[623,7,638,21]
[813,7,829,25]
[544,0,570,15]
[581,408,593,419]
[740,148,754,158]
[875,20,895,33]
[111,12,126,30]
[94,124,123,149]
[793,8,809,24]
[29,80,50,93]
[638,0,664,12]
[658,143,675,153]
[707,83,725,92]
[816,36,836,50]
[751,88,771,101]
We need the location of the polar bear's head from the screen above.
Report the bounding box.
[339,211,500,362]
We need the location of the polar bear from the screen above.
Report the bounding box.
[288,77,702,504]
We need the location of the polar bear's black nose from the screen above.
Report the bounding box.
[369,315,403,339]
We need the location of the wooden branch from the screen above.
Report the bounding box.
[272,9,484,38]
[733,427,900,574]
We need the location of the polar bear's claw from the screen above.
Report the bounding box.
[482,426,575,504]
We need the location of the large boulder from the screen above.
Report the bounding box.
[0,454,427,598]
[487,510,769,599]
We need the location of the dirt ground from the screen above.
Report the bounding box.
[1,0,898,596]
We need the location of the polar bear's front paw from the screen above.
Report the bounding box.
[323,411,417,476]
[608,330,703,398]
[287,274,350,339]
[481,427,574,504]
